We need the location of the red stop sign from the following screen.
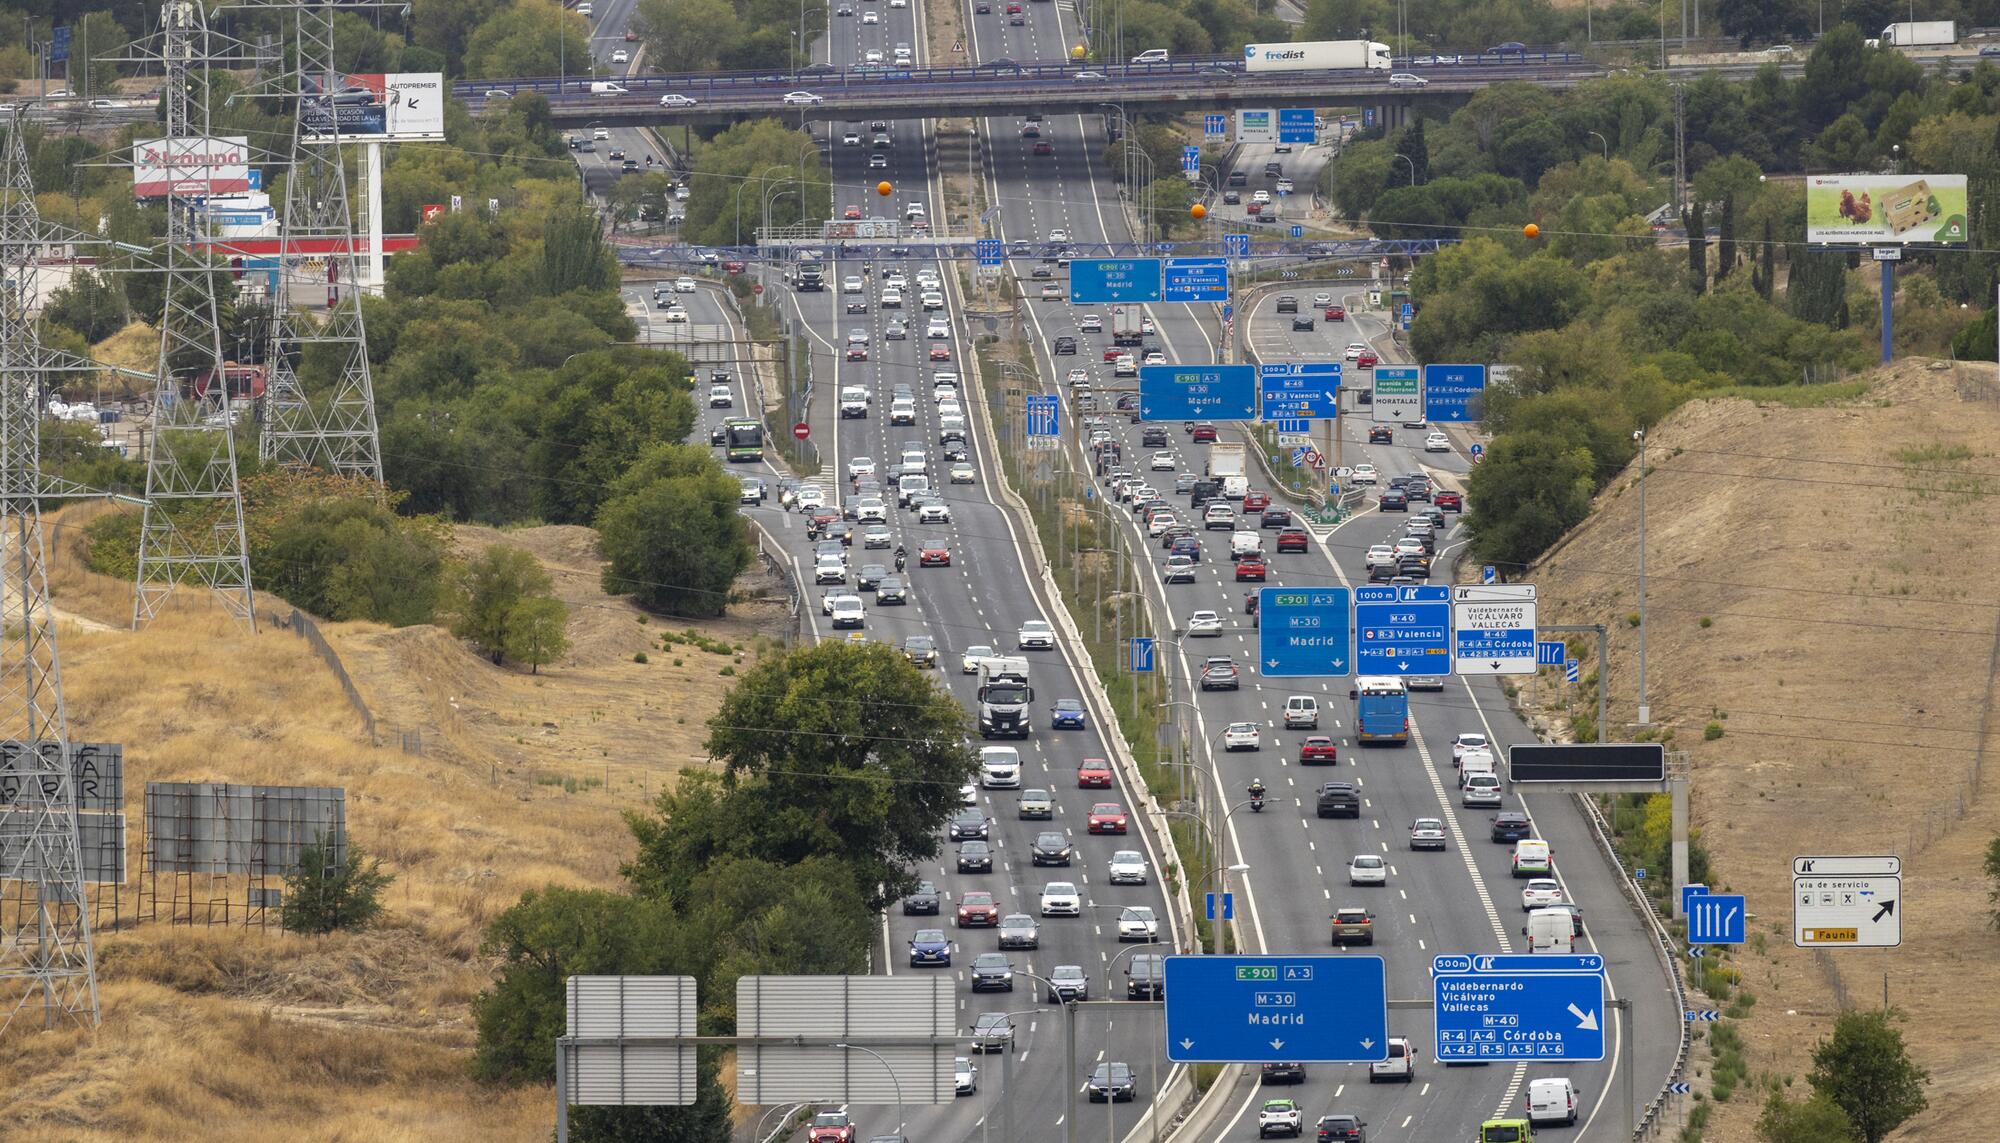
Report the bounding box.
[792,422,811,441]
[752,283,765,295]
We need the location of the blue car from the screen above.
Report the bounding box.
[1051,699,1088,729]
[908,928,952,967]
[1170,536,1201,561]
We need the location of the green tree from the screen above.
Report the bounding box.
[41,268,128,344]
[530,349,697,523]
[462,0,589,79]
[1808,1009,1928,1143]
[503,596,570,674]
[1463,429,1600,570]
[246,472,453,627]
[281,833,395,935]
[1687,200,1708,293]
[595,443,751,617]
[1757,1089,1861,1143]
[1788,245,1847,326]
[453,545,558,664]
[1715,192,1738,281]
[1986,835,2000,928]
[625,641,978,909]
[542,202,618,296]
[633,0,742,71]
[1393,120,1430,187]
[1752,218,1776,299]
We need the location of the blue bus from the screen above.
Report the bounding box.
[1351,676,1410,744]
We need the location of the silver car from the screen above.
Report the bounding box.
[997,913,1041,950]
[1107,850,1149,884]
[971,1011,1014,1052]
[955,1056,979,1095]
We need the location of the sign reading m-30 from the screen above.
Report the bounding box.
[1165,955,1387,1063]
[1258,587,1352,677]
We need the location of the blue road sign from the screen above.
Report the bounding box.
[1165,955,1388,1063]
[1635,868,1647,881]
[1565,658,1581,683]
[1469,442,1485,458]
[1681,884,1709,914]
[1668,1083,1693,1095]
[1259,362,1341,420]
[1274,418,1311,435]
[1685,1009,1721,1022]
[1434,956,1606,1062]
[1223,233,1250,259]
[1277,108,1316,144]
[1072,259,1164,303]
[1129,636,1155,673]
[1482,565,1497,585]
[1139,364,1257,421]
[1290,224,1304,239]
[51,26,72,63]
[1423,363,1488,423]
[1363,106,1377,129]
[1025,394,1060,439]
[1205,113,1228,139]
[1353,584,1450,677]
[1289,447,1308,468]
[975,238,1003,267]
[1258,587,1352,677]
[1222,301,1234,321]
[1183,145,1202,173]
[1536,640,1566,666]
[1686,894,1746,945]
[1204,892,1233,921]
[1165,257,1229,302]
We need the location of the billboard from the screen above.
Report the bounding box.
[133,136,251,199]
[1805,174,1967,245]
[301,72,446,142]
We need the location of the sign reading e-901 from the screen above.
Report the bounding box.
[1140,364,1257,422]
[1258,586,1352,678]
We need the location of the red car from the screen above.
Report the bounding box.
[1275,530,1308,553]
[1435,490,1463,511]
[1300,736,1338,764]
[1356,352,1378,369]
[625,29,639,41]
[957,891,999,926]
[920,543,952,566]
[1242,490,1270,512]
[1077,758,1113,788]
[807,1111,855,1143]
[846,346,868,361]
[722,259,746,273]
[929,344,951,361]
[843,204,863,220]
[1088,803,1129,834]
[1032,140,1053,155]
[1235,559,1266,581]
[1247,201,1263,215]
[1191,424,1218,442]
[1104,348,1123,362]
[1325,305,1345,320]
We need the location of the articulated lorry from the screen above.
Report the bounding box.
[1242,40,1392,72]
[978,657,1033,739]
[1205,441,1248,499]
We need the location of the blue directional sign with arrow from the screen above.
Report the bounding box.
[1071,259,1165,303]
[1353,584,1450,676]
[1165,955,1387,1063]
[1258,587,1351,677]
[1433,954,1606,1062]
[1258,362,1341,420]
[1686,893,1746,945]
[1139,364,1257,421]
[1164,257,1229,302]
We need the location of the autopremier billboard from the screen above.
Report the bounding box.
[301,72,446,142]
[133,136,251,199]
[1805,174,1967,245]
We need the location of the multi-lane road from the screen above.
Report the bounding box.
[581,0,1680,1137]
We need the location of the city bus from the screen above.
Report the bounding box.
[724,419,765,462]
[1350,676,1410,744]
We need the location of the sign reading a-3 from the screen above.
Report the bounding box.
[302,73,446,141]
[1140,365,1257,422]
[1072,259,1165,303]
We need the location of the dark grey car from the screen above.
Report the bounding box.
[902,880,939,915]
[997,913,1040,950]
[956,840,993,873]
[950,808,990,840]
[970,952,1015,992]
[1030,831,1073,866]
[1088,1062,1136,1101]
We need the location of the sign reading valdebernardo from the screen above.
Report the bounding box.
[132,136,251,199]
[1805,173,1967,245]
[301,73,446,142]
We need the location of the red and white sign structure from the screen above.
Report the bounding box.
[133,136,252,199]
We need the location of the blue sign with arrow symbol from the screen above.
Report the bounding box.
[1165,955,1387,1063]
[1258,362,1341,420]
[1434,954,1606,1062]
[1353,584,1450,676]
[1258,587,1351,678]
[1139,364,1257,421]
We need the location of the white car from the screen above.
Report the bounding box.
[707,384,733,408]
[795,485,827,510]
[1117,906,1159,942]
[854,498,888,524]
[890,0,906,6]
[822,591,862,616]
[1018,620,1056,649]
[956,1056,979,1095]
[829,596,865,629]
[1350,463,1379,485]
[657,93,698,107]
[1252,190,1271,204]
[782,91,824,105]
[1522,878,1564,911]
[861,524,893,548]
[1365,544,1395,568]
[1107,850,1149,885]
[1259,1102,1303,1136]
[660,307,688,323]
[950,463,977,484]
[1039,881,1082,916]
[961,783,980,806]
[1389,71,1430,87]
[844,276,864,293]
[815,557,847,585]
[926,320,951,339]
[1149,451,1175,471]
[1348,854,1388,886]
[917,502,951,524]
[1451,732,1489,764]
[1223,722,1261,751]
[864,48,884,64]
[962,644,994,674]
[1048,228,1069,242]
[882,287,904,307]
[1392,537,1426,559]
[1344,342,1370,360]
[1410,818,1448,851]
[611,49,631,63]
[593,127,611,139]
[1187,610,1223,637]
[1312,292,1332,306]
[1067,368,1091,385]
[848,456,877,479]
[674,277,697,292]
[1149,515,1181,539]
[1424,431,1451,452]
[862,8,879,21]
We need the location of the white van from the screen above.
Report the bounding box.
[1512,839,1552,878]
[1230,530,1264,561]
[938,411,967,440]
[1282,696,1319,729]
[1527,1077,1578,1125]
[1523,907,1574,954]
[1130,48,1170,63]
[898,473,931,506]
[1368,1037,1416,1083]
[1458,747,1496,788]
[1220,474,1250,501]
[889,398,917,425]
[839,386,871,418]
[980,746,1022,789]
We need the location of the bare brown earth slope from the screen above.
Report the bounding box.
[1516,360,2000,1140]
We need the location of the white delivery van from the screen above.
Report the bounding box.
[1368,1037,1416,1083]
[1527,1077,1578,1125]
[1220,474,1250,500]
[1523,907,1574,954]
[1512,839,1552,878]
[1283,695,1320,729]
[839,386,871,418]
[980,746,1022,788]
[589,81,627,96]
[1458,748,1496,788]
[938,411,967,440]
[898,473,931,506]
[1230,530,1264,561]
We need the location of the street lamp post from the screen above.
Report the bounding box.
[1390,153,1417,187]
[831,1042,906,1137]
[1588,130,1610,161]
[1633,428,1649,725]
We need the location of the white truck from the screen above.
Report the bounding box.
[1111,305,1145,347]
[1878,20,1955,46]
[1242,39,1392,72]
[1206,441,1248,500]
[839,385,871,419]
[978,657,1034,739]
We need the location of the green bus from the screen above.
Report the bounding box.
[724,419,765,463]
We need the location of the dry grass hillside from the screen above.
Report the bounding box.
[0,507,783,1141]
[1517,361,2000,1140]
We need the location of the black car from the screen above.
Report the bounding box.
[710,425,728,446]
[1379,490,1408,511]
[1368,426,1393,445]
[957,840,993,873]
[1087,1062,1136,1102]
[1141,427,1170,447]
[1261,507,1292,528]
[1261,1062,1306,1085]
[970,952,1016,992]
[1316,782,1360,819]
[1291,316,1315,331]
[1316,1115,1367,1142]
[1491,811,1533,842]
[903,880,940,915]
[1125,953,1165,999]
[1396,557,1431,579]
[1054,335,1076,354]
[950,808,991,841]
[1404,481,1432,502]
[1031,830,1074,866]
[1222,189,1241,204]
[941,440,970,462]
[1274,295,1298,314]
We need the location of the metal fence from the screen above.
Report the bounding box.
[265,608,425,754]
